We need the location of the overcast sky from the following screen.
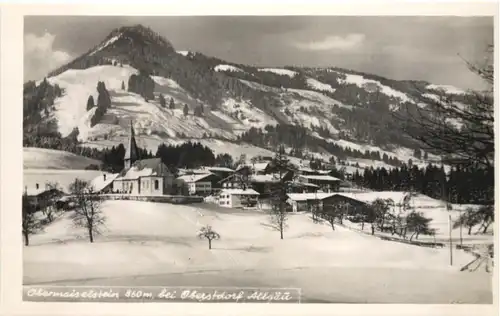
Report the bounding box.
[24,16,493,89]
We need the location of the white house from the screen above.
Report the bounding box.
[217,188,260,208]
[176,173,217,196]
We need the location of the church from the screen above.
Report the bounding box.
[112,122,175,195]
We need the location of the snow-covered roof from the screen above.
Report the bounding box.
[176,173,215,183]
[250,174,281,183]
[115,158,171,181]
[204,166,235,173]
[331,191,438,206]
[236,162,270,172]
[25,187,52,196]
[90,173,119,192]
[287,193,336,202]
[299,175,342,182]
[286,181,319,188]
[219,189,260,196]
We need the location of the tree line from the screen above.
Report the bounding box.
[238,125,405,166]
[351,163,494,205]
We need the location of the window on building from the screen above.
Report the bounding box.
[155,180,159,190]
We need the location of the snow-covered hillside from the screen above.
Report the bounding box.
[47,65,139,138]
[23,147,100,170]
[46,65,282,142]
[214,64,243,72]
[334,71,414,109]
[32,24,471,174]
[258,68,297,77]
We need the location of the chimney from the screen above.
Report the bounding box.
[103,174,107,181]
[36,183,39,189]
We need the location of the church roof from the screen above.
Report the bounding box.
[116,158,172,180]
[124,121,139,162]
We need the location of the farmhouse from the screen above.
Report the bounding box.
[235,161,272,175]
[219,172,294,196]
[217,188,260,208]
[112,123,174,195]
[286,181,320,193]
[286,192,337,212]
[175,173,220,196]
[90,173,120,193]
[296,175,342,193]
[198,166,234,180]
[24,185,65,210]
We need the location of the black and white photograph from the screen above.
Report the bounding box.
[19,14,494,305]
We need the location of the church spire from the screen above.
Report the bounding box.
[124,120,139,169]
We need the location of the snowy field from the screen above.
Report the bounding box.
[24,200,492,303]
[23,147,107,192]
[338,192,494,246]
[24,169,107,193]
[24,147,100,170]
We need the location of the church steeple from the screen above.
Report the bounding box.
[124,120,139,169]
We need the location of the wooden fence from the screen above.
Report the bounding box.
[65,194,204,204]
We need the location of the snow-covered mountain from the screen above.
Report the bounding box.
[24,24,470,171]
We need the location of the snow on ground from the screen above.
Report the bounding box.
[238,79,281,93]
[151,76,184,91]
[214,64,243,72]
[337,72,413,105]
[23,147,100,170]
[306,78,336,93]
[24,169,108,193]
[220,98,278,130]
[24,201,482,282]
[177,51,190,56]
[47,65,139,138]
[427,84,465,95]
[340,191,492,245]
[258,68,297,77]
[89,34,122,56]
[49,64,284,142]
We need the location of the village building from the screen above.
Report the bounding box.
[24,185,65,211]
[235,161,272,175]
[90,173,120,193]
[219,171,294,197]
[112,123,174,195]
[296,174,342,193]
[175,173,220,196]
[286,192,337,212]
[216,188,260,208]
[285,181,320,194]
[198,166,234,180]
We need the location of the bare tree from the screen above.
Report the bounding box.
[476,204,494,234]
[268,197,289,239]
[453,207,482,235]
[197,225,220,250]
[22,190,43,246]
[70,178,106,243]
[267,145,290,239]
[395,44,493,169]
[406,211,433,241]
[41,181,62,223]
[372,198,394,233]
[321,202,344,231]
